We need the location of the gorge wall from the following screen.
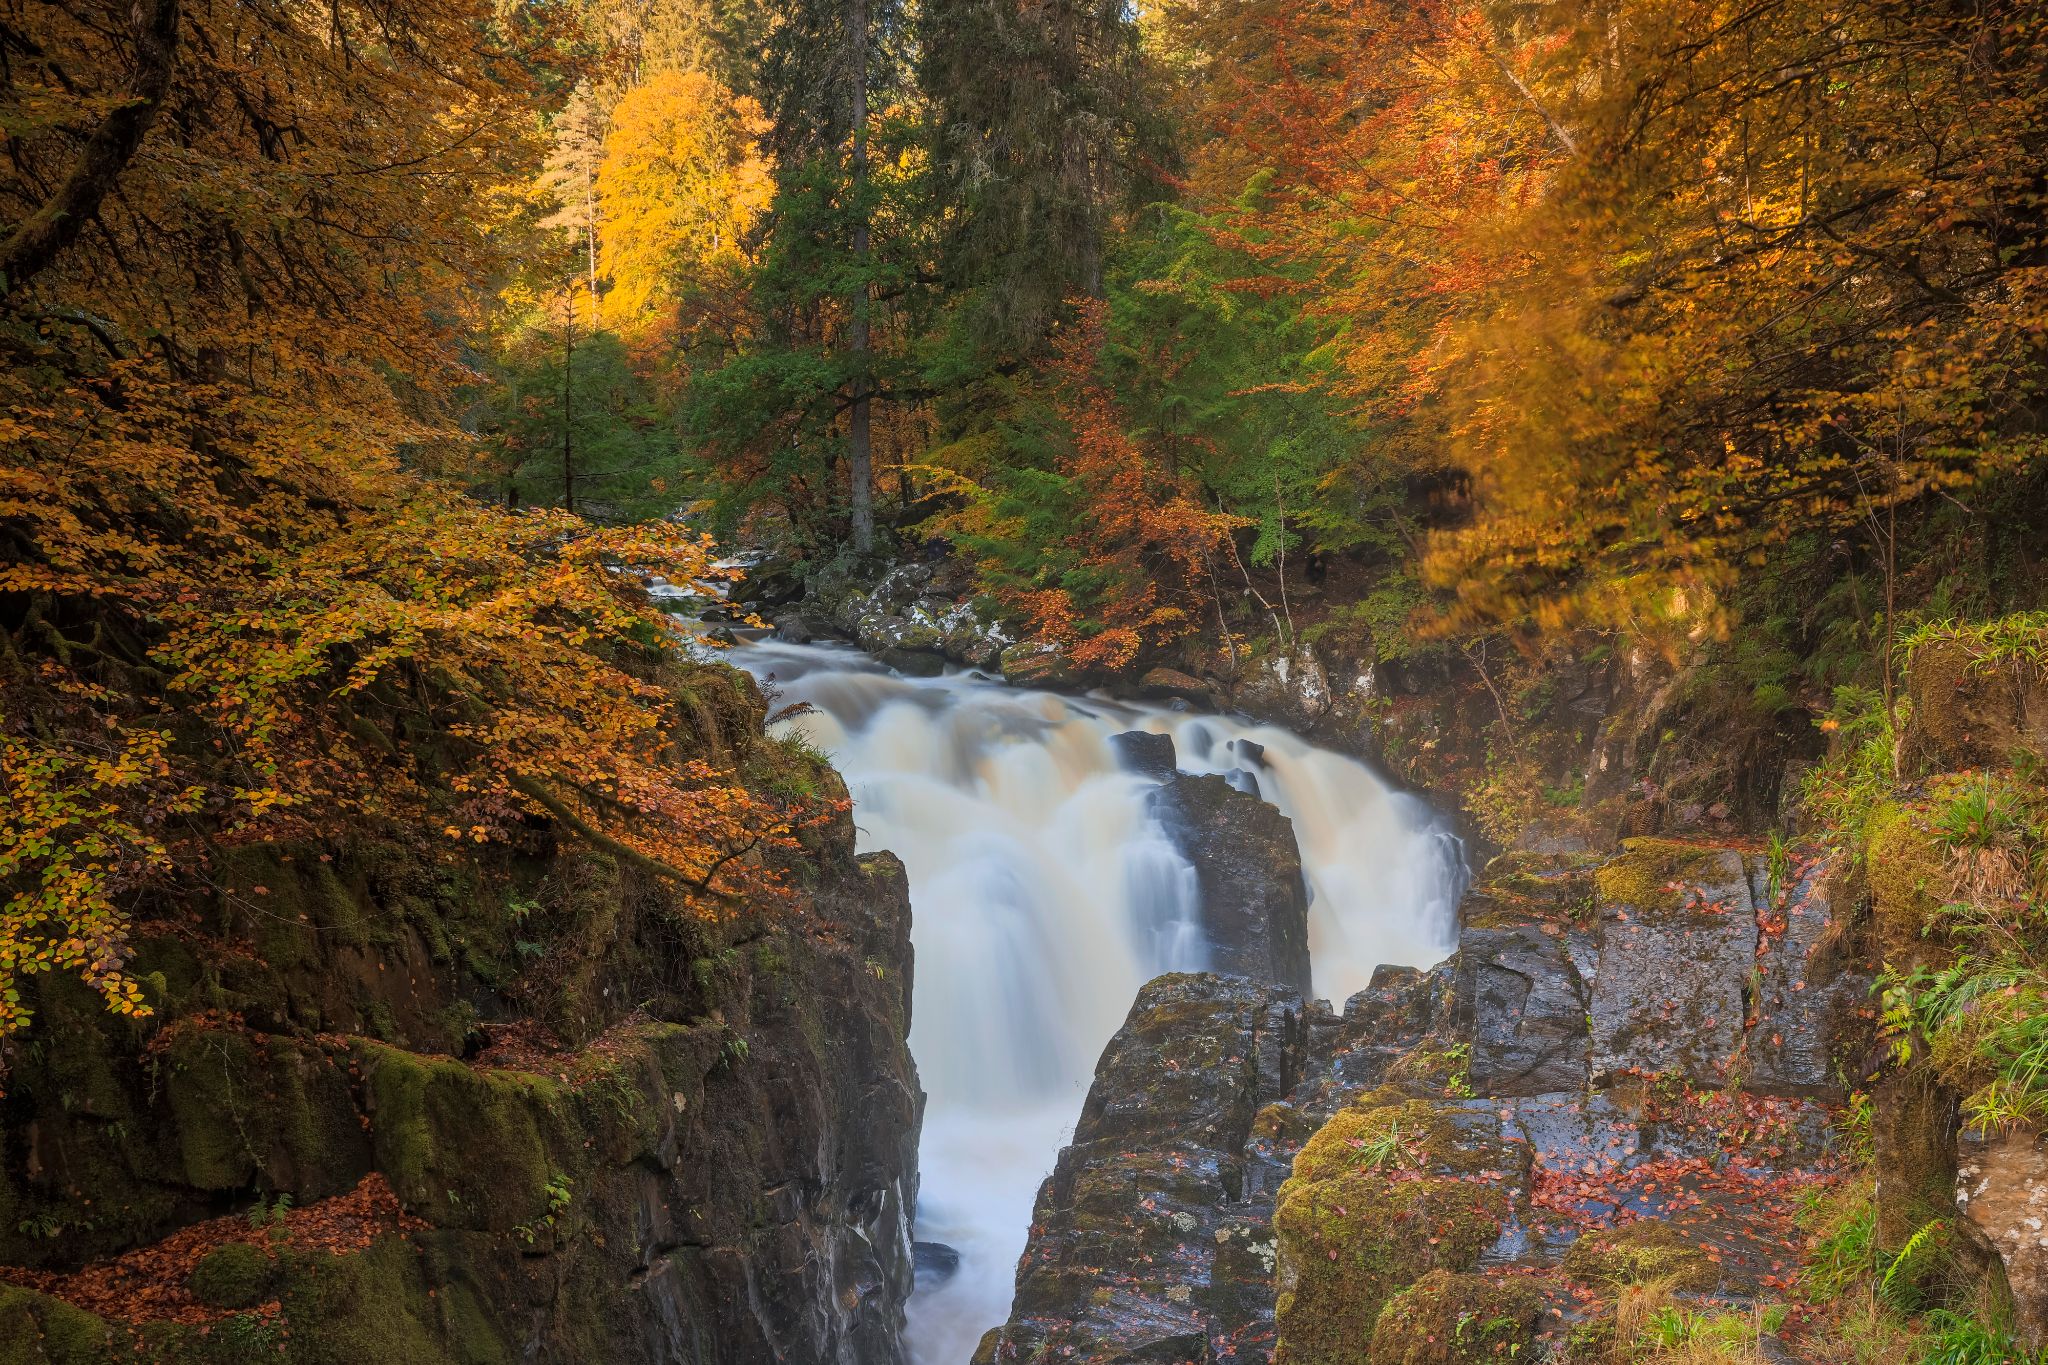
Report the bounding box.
[0,668,921,1365]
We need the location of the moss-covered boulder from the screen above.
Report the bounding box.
[188,1242,278,1310]
[1561,1218,1716,1293]
[998,639,1082,688]
[1273,1091,1522,1364]
[0,1283,116,1364]
[1901,630,2048,774]
[1366,1270,1545,1365]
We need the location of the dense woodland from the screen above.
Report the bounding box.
[6,0,2048,1359]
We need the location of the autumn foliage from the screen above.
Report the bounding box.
[0,0,808,1036]
[930,301,1243,669]
[1187,0,2048,639]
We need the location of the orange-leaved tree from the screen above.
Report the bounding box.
[0,0,813,1037]
[935,301,1245,669]
[599,67,775,324]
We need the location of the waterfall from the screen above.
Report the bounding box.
[733,639,1466,1364]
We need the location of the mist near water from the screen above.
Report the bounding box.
[732,640,1466,1365]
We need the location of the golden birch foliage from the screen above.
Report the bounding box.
[598,68,774,320]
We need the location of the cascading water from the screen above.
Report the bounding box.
[732,639,1467,1364]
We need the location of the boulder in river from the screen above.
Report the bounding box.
[973,974,1309,1365]
[1109,730,1177,782]
[1151,773,1312,995]
[999,640,1082,689]
[1138,666,1212,704]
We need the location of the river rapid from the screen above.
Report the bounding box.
[732,639,1466,1364]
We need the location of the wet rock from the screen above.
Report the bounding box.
[975,974,1310,1365]
[1110,730,1178,782]
[1449,894,1591,1096]
[1747,851,1873,1096]
[735,555,808,608]
[1139,667,1213,704]
[1152,773,1312,995]
[913,1240,962,1290]
[1000,640,1082,689]
[1586,839,1757,1085]
[876,645,946,677]
[1959,1124,2048,1349]
[975,968,1459,1365]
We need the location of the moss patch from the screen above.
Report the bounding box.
[1274,1091,1518,1364]
[0,1284,116,1365]
[1561,1218,1716,1293]
[1866,804,1949,959]
[1367,1270,1544,1365]
[188,1242,277,1310]
[358,1043,569,1233]
[1593,839,1727,913]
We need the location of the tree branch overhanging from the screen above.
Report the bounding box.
[0,0,181,299]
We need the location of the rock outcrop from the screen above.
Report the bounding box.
[972,969,1451,1365]
[1151,774,1313,995]
[975,837,1874,1364]
[0,674,922,1365]
[766,560,1015,674]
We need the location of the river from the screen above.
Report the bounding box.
[733,639,1466,1364]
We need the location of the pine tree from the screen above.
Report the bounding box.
[688,0,925,555]
[921,0,1174,360]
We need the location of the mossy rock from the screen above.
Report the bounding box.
[1866,803,1951,961]
[1561,1218,1716,1293]
[189,1241,278,1310]
[359,1042,570,1232]
[1274,1091,1518,1364]
[0,1284,116,1364]
[163,1028,369,1197]
[1252,1101,1318,1144]
[1367,1270,1545,1365]
[1592,839,1728,913]
[1901,633,2048,774]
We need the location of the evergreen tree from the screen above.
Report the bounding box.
[687,0,927,554]
[920,0,1175,361]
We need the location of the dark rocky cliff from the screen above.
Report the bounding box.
[0,670,922,1365]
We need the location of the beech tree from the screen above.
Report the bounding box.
[0,0,818,1034]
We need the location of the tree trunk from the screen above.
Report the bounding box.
[845,0,875,555]
[562,303,576,515]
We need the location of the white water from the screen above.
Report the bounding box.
[732,640,1465,1364]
